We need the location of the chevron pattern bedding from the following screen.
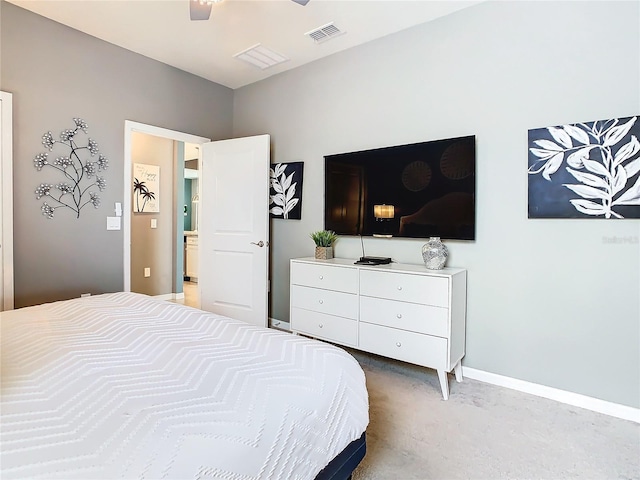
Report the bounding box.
[0,292,369,479]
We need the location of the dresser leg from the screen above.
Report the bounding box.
[454,361,463,383]
[437,370,449,400]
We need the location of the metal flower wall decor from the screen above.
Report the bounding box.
[528,115,639,219]
[34,118,108,219]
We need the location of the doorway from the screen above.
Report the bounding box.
[182,143,199,308]
[123,121,209,299]
[124,122,271,327]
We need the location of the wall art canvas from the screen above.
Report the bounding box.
[528,115,640,219]
[269,162,303,220]
[133,163,159,213]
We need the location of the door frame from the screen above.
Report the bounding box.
[1,91,14,310]
[123,121,210,292]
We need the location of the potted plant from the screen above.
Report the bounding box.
[310,230,338,260]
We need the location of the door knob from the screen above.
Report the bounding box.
[250,241,265,247]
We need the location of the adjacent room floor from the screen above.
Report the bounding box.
[176,281,198,308]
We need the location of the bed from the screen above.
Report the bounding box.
[0,292,369,479]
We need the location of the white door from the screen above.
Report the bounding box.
[0,91,14,311]
[199,134,270,327]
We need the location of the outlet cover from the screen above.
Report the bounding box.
[106,217,121,230]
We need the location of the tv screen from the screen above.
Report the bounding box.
[324,135,476,240]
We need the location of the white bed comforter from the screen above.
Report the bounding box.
[0,292,369,479]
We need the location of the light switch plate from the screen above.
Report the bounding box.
[144,267,151,277]
[151,218,157,229]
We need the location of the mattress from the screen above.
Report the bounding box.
[0,292,369,479]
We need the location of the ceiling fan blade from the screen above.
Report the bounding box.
[190,1,212,21]
[291,0,311,5]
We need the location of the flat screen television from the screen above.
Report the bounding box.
[324,135,476,240]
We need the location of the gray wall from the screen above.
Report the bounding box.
[1,1,233,307]
[233,1,640,407]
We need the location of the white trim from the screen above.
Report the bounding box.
[462,366,640,424]
[123,121,210,292]
[154,293,182,301]
[1,91,14,310]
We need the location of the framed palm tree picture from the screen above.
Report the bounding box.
[133,163,159,213]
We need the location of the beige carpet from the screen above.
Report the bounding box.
[348,350,639,480]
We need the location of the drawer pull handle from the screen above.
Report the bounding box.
[396,342,402,347]
[319,323,324,328]
[396,313,402,319]
[319,299,324,304]
[319,275,324,280]
[397,286,403,291]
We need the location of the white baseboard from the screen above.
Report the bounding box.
[155,292,184,301]
[462,366,640,424]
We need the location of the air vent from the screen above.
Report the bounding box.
[233,44,289,70]
[305,23,344,44]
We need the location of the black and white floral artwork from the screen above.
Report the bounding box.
[269,162,303,220]
[528,115,640,219]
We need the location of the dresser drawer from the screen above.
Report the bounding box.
[291,285,358,320]
[360,270,448,307]
[360,296,449,337]
[359,323,447,370]
[291,308,358,346]
[291,261,358,294]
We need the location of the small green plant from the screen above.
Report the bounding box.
[310,230,338,247]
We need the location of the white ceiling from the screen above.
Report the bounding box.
[7,0,480,90]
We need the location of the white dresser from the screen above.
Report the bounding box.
[290,257,467,400]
